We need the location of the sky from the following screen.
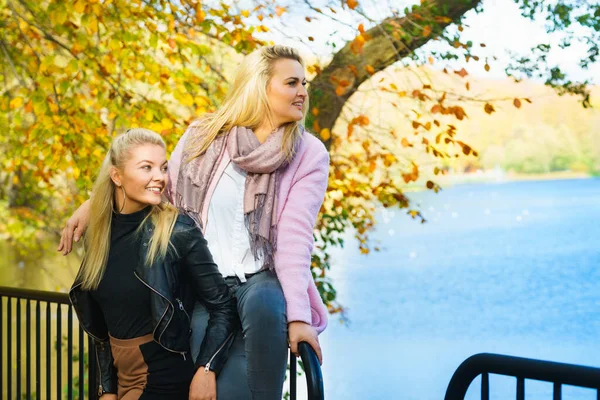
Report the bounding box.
[255,0,600,85]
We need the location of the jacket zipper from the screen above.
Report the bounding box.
[175,297,191,322]
[134,271,187,360]
[95,342,105,396]
[204,331,235,373]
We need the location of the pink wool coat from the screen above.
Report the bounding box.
[167,125,329,333]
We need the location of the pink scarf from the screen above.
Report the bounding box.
[176,126,290,268]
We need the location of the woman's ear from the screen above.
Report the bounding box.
[110,167,121,187]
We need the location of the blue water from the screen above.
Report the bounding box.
[318,179,600,400]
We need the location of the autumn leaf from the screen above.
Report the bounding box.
[320,128,331,141]
[346,0,359,10]
[401,137,411,147]
[365,65,375,75]
[426,181,434,189]
[275,6,286,16]
[454,68,468,78]
[484,64,490,72]
[422,25,432,37]
[358,23,365,34]
[513,98,522,108]
[312,107,319,116]
[484,103,495,114]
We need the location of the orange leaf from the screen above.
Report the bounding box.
[431,105,442,114]
[312,107,319,116]
[275,6,286,16]
[484,103,495,114]
[167,38,176,49]
[484,64,490,72]
[465,82,470,91]
[422,25,432,37]
[358,23,365,34]
[313,120,321,132]
[513,98,522,108]
[305,16,311,22]
[401,137,411,147]
[365,65,375,75]
[308,36,314,41]
[346,0,359,10]
[320,128,331,141]
[454,68,468,78]
[428,56,434,65]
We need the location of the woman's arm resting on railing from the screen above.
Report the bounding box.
[57,199,91,255]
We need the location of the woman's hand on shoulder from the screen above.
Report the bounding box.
[57,199,91,255]
[288,321,323,365]
[189,368,217,400]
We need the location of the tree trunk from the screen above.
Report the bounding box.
[308,0,481,148]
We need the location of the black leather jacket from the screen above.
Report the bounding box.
[69,214,238,396]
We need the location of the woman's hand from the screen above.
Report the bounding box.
[57,199,91,255]
[189,368,217,400]
[288,321,323,365]
[99,394,117,400]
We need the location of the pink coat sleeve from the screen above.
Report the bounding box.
[274,141,330,333]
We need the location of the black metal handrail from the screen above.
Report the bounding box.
[290,341,325,400]
[1,286,324,399]
[445,352,600,400]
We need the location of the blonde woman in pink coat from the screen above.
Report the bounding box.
[59,45,329,400]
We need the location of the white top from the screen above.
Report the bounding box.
[203,161,263,282]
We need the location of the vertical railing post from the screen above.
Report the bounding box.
[16,298,21,398]
[553,382,561,400]
[36,300,41,398]
[79,325,85,400]
[57,303,63,400]
[290,351,297,400]
[8,297,13,399]
[68,304,73,400]
[26,299,31,399]
[0,297,3,394]
[46,301,52,400]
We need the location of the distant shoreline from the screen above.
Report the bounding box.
[436,170,594,186]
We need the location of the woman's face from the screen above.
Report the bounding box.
[266,58,308,127]
[111,144,168,214]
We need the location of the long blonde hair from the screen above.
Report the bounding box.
[186,45,308,161]
[79,128,178,290]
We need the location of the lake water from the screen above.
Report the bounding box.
[318,178,600,399]
[2,179,599,399]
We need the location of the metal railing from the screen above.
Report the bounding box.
[445,353,600,400]
[1,286,323,400]
[0,286,96,400]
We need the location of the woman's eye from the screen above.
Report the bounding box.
[142,165,151,170]
[162,166,168,172]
